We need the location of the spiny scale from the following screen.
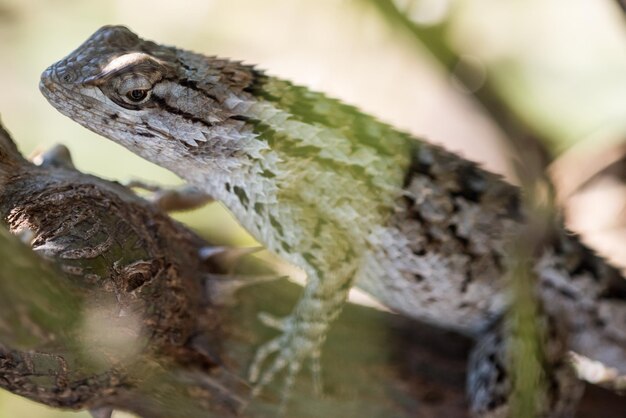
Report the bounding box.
[40,26,625,416]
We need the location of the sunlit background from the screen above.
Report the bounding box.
[0,0,625,416]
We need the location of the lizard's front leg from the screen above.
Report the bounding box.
[248,249,358,406]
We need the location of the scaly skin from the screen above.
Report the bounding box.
[40,26,625,415]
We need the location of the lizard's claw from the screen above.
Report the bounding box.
[257,312,289,331]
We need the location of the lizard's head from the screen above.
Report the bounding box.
[40,25,260,175]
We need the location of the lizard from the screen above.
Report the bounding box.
[39,25,626,416]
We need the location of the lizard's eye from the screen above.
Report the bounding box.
[126,89,149,102]
[117,75,154,106]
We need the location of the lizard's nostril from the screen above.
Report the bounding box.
[61,71,74,83]
[44,64,76,85]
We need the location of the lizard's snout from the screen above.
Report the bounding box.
[40,62,80,92]
[39,66,56,93]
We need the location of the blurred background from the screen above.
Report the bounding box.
[0,0,625,416]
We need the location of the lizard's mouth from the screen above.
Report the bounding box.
[39,64,76,119]
[40,65,65,112]
[39,64,70,102]
[40,61,124,140]
[40,60,103,118]
[39,66,55,93]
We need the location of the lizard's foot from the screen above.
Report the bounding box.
[126,181,213,212]
[248,313,328,407]
[89,408,113,418]
[31,144,75,168]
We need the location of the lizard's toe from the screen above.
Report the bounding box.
[248,317,325,411]
[249,334,309,413]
